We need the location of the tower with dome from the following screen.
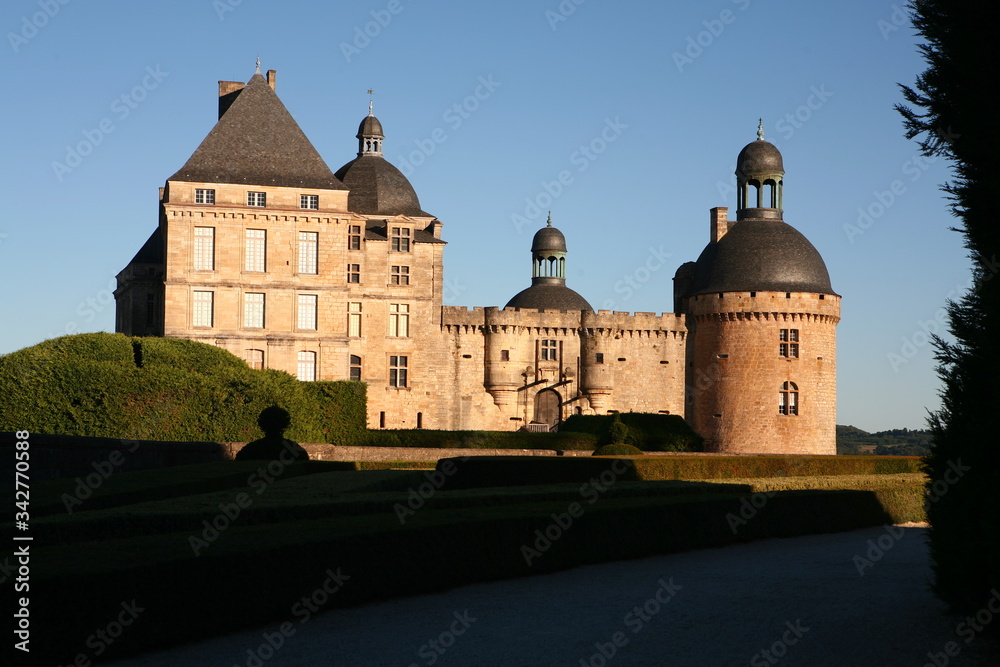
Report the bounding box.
[115,70,838,453]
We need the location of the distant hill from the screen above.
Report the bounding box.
[836,424,931,456]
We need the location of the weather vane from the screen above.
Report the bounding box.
[367,89,374,115]
[255,56,261,74]
[757,117,764,140]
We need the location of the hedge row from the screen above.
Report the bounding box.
[0,334,366,444]
[629,454,923,479]
[20,486,916,665]
[560,412,704,451]
[357,428,599,450]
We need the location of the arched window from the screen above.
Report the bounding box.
[244,349,264,370]
[349,355,362,382]
[297,351,317,382]
[779,381,798,415]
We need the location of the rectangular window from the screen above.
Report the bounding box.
[595,352,604,364]
[348,225,362,250]
[195,188,215,204]
[500,349,510,362]
[779,329,800,358]
[349,354,362,382]
[541,339,557,361]
[297,294,317,330]
[192,291,213,327]
[297,351,316,382]
[300,194,319,210]
[193,227,215,271]
[245,229,266,272]
[245,349,264,370]
[348,302,362,337]
[391,227,411,252]
[145,293,156,328]
[247,191,266,207]
[389,355,408,387]
[389,303,410,337]
[244,293,264,328]
[298,232,318,274]
[347,263,360,283]
[390,265,410,285]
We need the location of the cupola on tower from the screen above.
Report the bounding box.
[680,123,841,454]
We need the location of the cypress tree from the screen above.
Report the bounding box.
[897,1,1000,611]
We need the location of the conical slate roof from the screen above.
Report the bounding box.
[168,73,346,190]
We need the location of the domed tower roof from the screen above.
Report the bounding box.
[690,121,835,296]
[334,105,432,217]
[506,214,593,311]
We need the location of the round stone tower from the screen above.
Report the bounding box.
[686,124,840,454]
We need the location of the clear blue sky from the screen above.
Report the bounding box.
[1,0,965,433]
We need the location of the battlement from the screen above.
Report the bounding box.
[688,290,841,323]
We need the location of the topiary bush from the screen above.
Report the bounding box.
[562,412,703,452]
[0,334,365,444]
[593,443,644,456]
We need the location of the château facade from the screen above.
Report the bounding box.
[115,68,840,454]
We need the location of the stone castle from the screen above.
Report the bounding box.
[114,67,840,454]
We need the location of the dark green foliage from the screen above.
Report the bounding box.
[897,0,1000,612]
[593,443,644,456]
[561,412,704,452]
[630,455,921,480]
[357,428,598,451]
[836,424,932,455]
[0,334,365,444]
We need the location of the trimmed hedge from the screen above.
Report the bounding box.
[357,428,598,451]
[0,334,365,444]
[629,455,923,480]
[593,443,645,456]
[560,412,704,452]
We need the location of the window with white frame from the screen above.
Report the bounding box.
[347,263,360,283]
[348,225,362,250]
[390,227,411,252]
[195,188,215,204]
[244,349,264,370]
[541,339,557,361]
[300,194,319,210]
[192,291,214,327]
[245,229,266,272]
[244,293,264,328]
[298,231,318,274]
[247,191,266,207]
[297,351,317,381]
[389,355,408,387]
[779,329,800,358]
[348,302,362,337]
[779,381,799,415]
[349,354,362,382]
[297,294,317,330]
[391,265,410,285]
[193,227,215,271]
[389,303,409,337]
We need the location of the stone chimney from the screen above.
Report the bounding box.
[266,69,276,91]
[710,207,729,243]
[218,80,245,119]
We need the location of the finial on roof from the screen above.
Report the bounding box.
[255,56,261,74]
[546,211,552,227]
[756,118,764,140]
[367,89,374,116]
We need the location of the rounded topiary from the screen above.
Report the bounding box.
[608,421,629,444]
[592,443,644,456]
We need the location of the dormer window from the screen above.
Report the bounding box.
[391,227,411,252]
[247,191,266,207]
[195,188,215,204]
[300,194,319,210]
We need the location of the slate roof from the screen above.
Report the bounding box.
[505,281,594,311]
[128,228,164,265]
[690,218,835,295]
[335,155,432,217]
[168,73,346,190]
[736,138,784,176]
[364,221,446,245]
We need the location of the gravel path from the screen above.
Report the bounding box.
[109,526,997,666]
